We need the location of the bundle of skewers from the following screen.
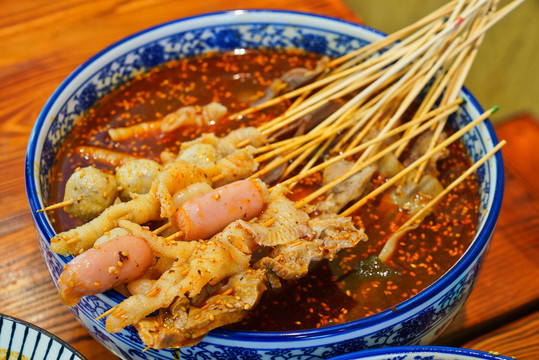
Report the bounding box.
[38,0,519,350]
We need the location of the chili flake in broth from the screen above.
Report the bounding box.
[48,48,479,332]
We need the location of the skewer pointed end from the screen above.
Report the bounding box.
[95,306,116,321]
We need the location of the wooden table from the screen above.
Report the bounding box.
[0,1,537,359]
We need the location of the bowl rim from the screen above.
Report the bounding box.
[0,313,87,359]
[328,345,514,360]
[25,8,505,343]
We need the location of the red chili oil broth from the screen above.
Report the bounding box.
[48,49,479,332]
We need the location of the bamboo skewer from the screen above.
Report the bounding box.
[239,2,458,133]
[235,36,412,125]
[354,30,464,161]
[152,222,172,235]
[37,199,75,213]
[233,0,520,167]
[251,121,350,179]
[412,12,489,183]
[37,184,125,213]
[95,306,118,321]
[257,50,409,138]
[406,140,503,230]
[165,230,184,242]
[277,100,462,190]
[288,135,335,186]
[339,106,497,217]
[326,0,460,69]
[378,140,506,262]
[256,0,519,155]
[281,103,462,204]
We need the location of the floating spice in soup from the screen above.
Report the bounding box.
[48,48,479,333]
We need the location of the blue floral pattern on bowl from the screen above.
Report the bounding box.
[328,345,514,360]
[25,10,504,360]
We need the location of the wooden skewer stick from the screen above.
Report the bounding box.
[236,1,494,150]
[95,306,118,321]
[256,59,383,138]
[279,142,319,180]
[332,68,414,152]
[251,40,412,134]
[231,59,368,123]
[280,101,461,190]
[285,86,313,114]
[340,106,497,217]
[255,116,346,164]
[254,99,361,176]
[165,230,184,242]
[251,121,346,179]
[211,173,226,183]
[291,107,456,208]
[413,18,488,183]
[393,61,460,158]
[261,217,276,227]
[286,135,335,188]
[153,222,171,235]
[392,1,488,159]
[37,199,74,213]
[278,96,361,178]
[378,140,506,261]
[327,0,460,69]
[257,0,502,145]
[239,0,522,163]
[280,103,459,198]
[321,15,467,158]
[407,140,504,230]
[450,0,524,58]
[231,19,419,124]
[233,0,520,159]
[279,12,446,133]
[254,137,297,155]
[37,186,125,213]
[354,28,463,160]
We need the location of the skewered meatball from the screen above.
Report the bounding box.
[116,159,161,201]
[64,166,117,222]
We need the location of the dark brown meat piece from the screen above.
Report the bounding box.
[135,269,268,349]
[255,214,367,279]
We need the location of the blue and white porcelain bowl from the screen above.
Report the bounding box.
[25,10,504,360]
[0,313,86,360]
[328,346,514,360]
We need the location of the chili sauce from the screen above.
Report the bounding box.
[48,49,479,332]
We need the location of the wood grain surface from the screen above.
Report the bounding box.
[435,115,539,351]
[464,311,539,360]
[0,1,537,359]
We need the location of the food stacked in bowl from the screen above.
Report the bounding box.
[26,2,509,360]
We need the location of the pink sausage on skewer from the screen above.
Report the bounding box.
[173,179,265,241]
[58,235,153,306]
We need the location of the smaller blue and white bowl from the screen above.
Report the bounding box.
[329,346,514,360]
[0,313,86,360]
